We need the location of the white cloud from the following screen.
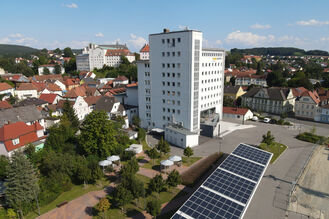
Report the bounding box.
[95,32,104,38]
[296,19,329,26]
[250,24,271,29]
[178,25,189,30]
[127,34,147,50]
[0,34,38,46]
[9,33,24,38]
[63,3,78,8]
[225,30,275,46]
[215,40,223,45]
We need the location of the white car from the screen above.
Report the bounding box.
[263,118,271,123]
[252,116,258,121]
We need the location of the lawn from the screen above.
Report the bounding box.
[182,157,202,166]
[142,155,201,169]
[142,140,152,151]
[259,142,287,163]
[26,179,108,219]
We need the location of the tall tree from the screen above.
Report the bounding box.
[62,99,79,130]
[79,111,118,158]
[5,152,39,218]
[166,170,181,190]
[54,48,62,55]
[183,147,194,158]
[0,155,9,180]
[113,184,133,212]
[63,47,74,58]
[146,199,161,218]
[43,67,50,75]
[54,64,62,74]
[148,174,166,193]
[262,131,275,145]
[156,137,170,155]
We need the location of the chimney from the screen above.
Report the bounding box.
[163,28,170,33]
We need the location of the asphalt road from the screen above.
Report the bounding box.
[148,119,329,219]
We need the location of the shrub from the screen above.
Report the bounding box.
[296,132,326,144]
[181,153,221,186]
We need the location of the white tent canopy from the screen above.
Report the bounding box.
[169,155,182,162]
[98,160,112,167]
[160,160,174,167]
[107,155,120,162]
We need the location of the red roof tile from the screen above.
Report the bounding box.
[0,121,44,152]
[0,82,13,92]
[301,90,320,104]
[126,82,138,88]
[39,93,58,104]
[16,83,37,91]
[140,44,149,53]
[0,101,12,109]
[223,107,250,115]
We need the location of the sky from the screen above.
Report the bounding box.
[1,0,329,52]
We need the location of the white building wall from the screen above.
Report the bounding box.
[73,96,90,120]
[0,88,14,97]
[140,52,149,60]
[15,90,38,100]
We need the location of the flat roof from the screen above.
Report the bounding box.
[150,29,201,36]
[166,124,197,136]
[202,48,225,52]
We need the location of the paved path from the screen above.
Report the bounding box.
[37,184,115,219]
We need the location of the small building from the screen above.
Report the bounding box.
[15,83,38,100]
[125,144,143,153]
[165,124,199,148]
[140,44,150,60]
[223,107,253,121]
[0,82,14,100]
[224,86,246,100]
[295,90,320,120]
[0,121,45,157]
[314,105,329,124]
[113,76,129,87]
[39,93,61,105]
[38,64,65,75]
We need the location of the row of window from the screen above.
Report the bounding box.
[201,93,221,100]
[162,63,181,68]
[145,72,150,77]
[162,99,181,105]
[201,70,221,75]
[202,62,221,67]
[201,78,220,84]
[144,63,150,68]
[162,108,181,114]
[162,81,181,87]
[162,72,181,78]
[162,38,181,44]
[162,90,181,97]
[162,51,181,57]
[202,52,222,57]
[201,86,221,92]
[144,80,151,85]
[201,100,220,108]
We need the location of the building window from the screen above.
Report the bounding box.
[178,82,181,87]
[167,39,170,43]
[172,52,175,56]
[178,38,181,43]
[167,52,170,56]
[162,81,165,86]
[162,39,165,44]
[162,63,165,68]
[167,63,170,68]
[12,138,19,145]
[178,110,181,114]
[167,117,170,121]
[162,72,165,77]
[172,73,175,77]
[178,51,181,56]
[178,73,181,78]
[162,99,165,103]
[178,101,181,105]
[162,52,165,57]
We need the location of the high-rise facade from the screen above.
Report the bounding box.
[138,29,225,148]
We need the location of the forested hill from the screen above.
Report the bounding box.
[0,44,39,57]
[231,47,329,56]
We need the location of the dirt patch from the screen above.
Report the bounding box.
[288,146,329,219]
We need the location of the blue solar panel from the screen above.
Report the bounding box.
[171,214,187,219]
[203,169,256,204]
[220,155,264,182]
[232,144,271,165]
[174,187,244,219]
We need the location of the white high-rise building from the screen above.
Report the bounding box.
[76,43,135,71]
[138,29,225,148]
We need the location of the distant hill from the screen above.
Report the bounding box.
[0,44,39,57]
[231,47,329,56]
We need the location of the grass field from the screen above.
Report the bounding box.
[259,142,287,163]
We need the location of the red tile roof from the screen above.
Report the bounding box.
[105,49,132,56]
[114,75,128,81]
[140,44,149,53]
[0,121,44,152]
[84,96,101,106]
[291,87,307,97]
[64,86,86,98]
[0,82,13,92]
[301,90,320,104]
[0,101,12,109]
[16,83,37,91]
[223,107,250,115]
[39,93,58,104]
[32,74,63,82]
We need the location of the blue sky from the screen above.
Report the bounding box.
[1,0,329,51]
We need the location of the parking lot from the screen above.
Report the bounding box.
[148,118,329,219]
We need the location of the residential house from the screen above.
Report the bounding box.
[14,98,48,108]
[0,82,14,100]
[1,74,29,84]
[140,44,150,60]
[0,105,45,129]
[235,74,267,87]
[224,86,246,100]
[0,121,45,157]
[79,71,96,80]
[64,78,80,90]
[38,64,65,75]
[39,93,61,105]
[15,83,38,100]
[31,74,63,83]
[84,96,102,112]
[315,105,329,124]
[113,76,129,87]
[242,87,295,114]
[295,90,320,120]
[95,96,128,128]
[223,107,253,122]
[57,96,90,120]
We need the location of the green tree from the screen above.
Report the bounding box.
[137,128,146,142]
[8,95,18,105]
[113,184,133,212]
[63,47,74,58]
[0,155,9,180]
[262,131,275,145]
[148,174,166,193]
[24,143,36,158]
[95,197,111,213]
[5,152,39,218]
[43,67,50,75]
[166,170,181,189]
[183,147,194,158]
[6,208,17,219]
[147,148,160,166]
[229,76,236,86]
[54,64,62,74]
[54,48,62,55]
[64,57,77,74]
[132,115,141,127]
[79,111,118,158]
[223,95,235,107]
[121,157,139,176]
[146,199,161,218]
[156,137,170,155]
[266,71,286,87]
[62,99,79,130]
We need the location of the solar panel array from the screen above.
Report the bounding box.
[172,143,272,219]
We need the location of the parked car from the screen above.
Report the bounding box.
[263,118,271,123]
[252,116,258,121]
